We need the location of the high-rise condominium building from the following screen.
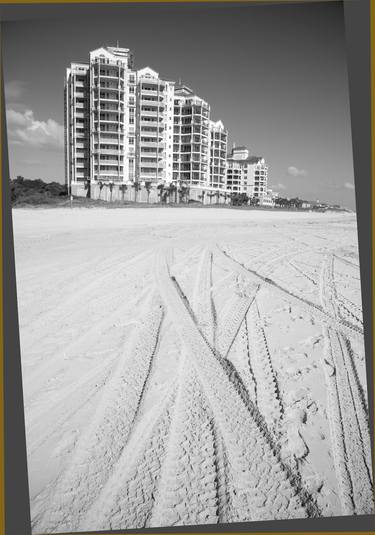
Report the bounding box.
[89,47,135,184]
[65,46,135,188]
[136,67,175,184]
[66,46,271,198]
[64,62,91,186]
[208,120,228,189]
[172,86,211,187]
[226,146,268,199]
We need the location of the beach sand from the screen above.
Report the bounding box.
[12,207,373,531]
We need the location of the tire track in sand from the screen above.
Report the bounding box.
[246,301,283,432]
[319,255,373,515]
[216,246,362,339]
[80,384,178,531]
[36,293,164,533]
[150,248,219,526]
[154,251,319,522]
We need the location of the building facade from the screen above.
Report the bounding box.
[208,120,228,190]
[65,47,269,200]
[225,146,268,199]
[89,47,135,184]
[64,62,90,187]
[172,86,210,187]
[136,67,175,184]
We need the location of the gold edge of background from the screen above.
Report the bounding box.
[0,0,339,4]
[0,1,374,535]
[0,19,4,535]
[371,0,375,522]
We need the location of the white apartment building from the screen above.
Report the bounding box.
[208,120,228,189]
[64,62,91,186]
[225,146,268,199]
[136,67,175,184]
[89,47,135,184]
[172,86,211,187]
[65,46,135,189]
[65,46,233,197]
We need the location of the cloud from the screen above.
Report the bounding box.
[287,166,307,177]
[5,80,26,102]
[344,182,355,190]
[6,109,64,150]
[270,183,286,191]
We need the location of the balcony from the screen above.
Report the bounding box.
[139,170,165,178]
[99,159,121,166]
[140,110,161,118]
[140,160,165,167]
[96,137,121,144]
[98,74,121,80]
[98,119,124,125]
[97,171,122,177]
[96,106,124,114]
[140,128,163,136]
[95,148,122,155]
[98,125,123,132]
[97,163,122,169]
[141,98,164,107]
[141,89,162,97]
[140,141,165,148]
[96,97,119,104]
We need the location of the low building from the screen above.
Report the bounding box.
[225,145,268,199]
[259,194,275,207]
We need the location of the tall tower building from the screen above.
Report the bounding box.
[172,86,210,187]
[89,47,135,184]
[64,63,90,188]
[65,46,232,199]
[135,67,174,184]
[208,120,228,189]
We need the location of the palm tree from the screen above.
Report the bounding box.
[157,183,164,204]
[185,185,190,203]
[119,183,128,202]
[198,190,206,205]
[132,181,142,203]
[108,181,114,202]
[207,192,215,204]
[163,184,172,204]
[98,180,104,200]
[178,181,189,203]
[230,192,237,206]
[84,179,91,198]
[144,181,152,204]
[168,182,177,203]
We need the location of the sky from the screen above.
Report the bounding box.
[3,1,357,208]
